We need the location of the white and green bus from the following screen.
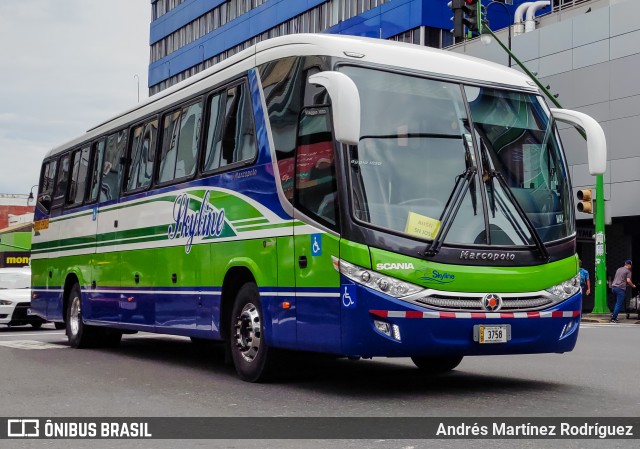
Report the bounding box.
[31,34,606,382]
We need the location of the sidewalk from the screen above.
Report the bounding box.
[581,313,640,324]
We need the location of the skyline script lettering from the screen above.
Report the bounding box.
[167,191,226,253]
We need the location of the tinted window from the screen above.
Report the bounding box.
[41,160,57,196]
[53,154,70,199]
[203,93,223,172]
[158,101,202,183]
[88,139,105,203]
[67,146,90,206]
[126,119,158,191]
[220,84,256,168]
[100,130,127,202]
[295,108,338,228]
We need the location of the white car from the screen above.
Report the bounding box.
[0,266,45,329]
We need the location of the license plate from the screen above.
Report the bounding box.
[478,325,508,344]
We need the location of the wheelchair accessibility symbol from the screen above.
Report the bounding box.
[311,234,322,256]
[342,285,356,308]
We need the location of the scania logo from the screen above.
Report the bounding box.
[482,293,503,312]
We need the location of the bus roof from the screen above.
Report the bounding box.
[44,33,537,159]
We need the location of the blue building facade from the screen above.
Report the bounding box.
[148,0,546,95]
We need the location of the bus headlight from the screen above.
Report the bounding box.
[336,259,424,298]
[545,274,581,300]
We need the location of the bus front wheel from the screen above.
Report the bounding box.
[411,355,463,374]
[229,282,274,382]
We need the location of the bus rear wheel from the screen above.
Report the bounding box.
[66,283,99,348]
[411,355,463,374]
[229,282,274,382]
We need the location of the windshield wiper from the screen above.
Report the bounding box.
[423,166,477,257]
[490,170,550,262]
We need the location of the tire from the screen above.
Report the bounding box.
[54,322,66,330]
[66,283,99,348]
[31,322,43,329]
[229,282,274,382]
[411,355,464,374]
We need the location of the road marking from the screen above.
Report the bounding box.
[0,340,68,350]
[0,331,66,338]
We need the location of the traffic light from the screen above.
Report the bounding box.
[462,0,481,34]
[576,189,593,214]
[448,0,482,39]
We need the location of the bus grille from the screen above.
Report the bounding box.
[415,294,553,311]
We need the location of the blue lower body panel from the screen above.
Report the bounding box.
[340,280,581,358]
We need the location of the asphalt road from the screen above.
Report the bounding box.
[0,322,638,449]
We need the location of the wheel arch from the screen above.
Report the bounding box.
[219,263,258,341]
[62,271,82,323]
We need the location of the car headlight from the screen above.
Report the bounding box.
[545,274,581,300]
[335,258,424,298]
[0,300,13,305]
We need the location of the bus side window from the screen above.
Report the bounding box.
[67,146,90,207]
[37,159,57,213]
[126,119,157,192]
[88,139,105,203]
[203,93,224,172]
[158,109,182,183]
[295,108,339,229]
[220,84,257,168]
[202,83,256,173]
[100,130,127,202]
[53,154,71,204]
[175,102,202,179]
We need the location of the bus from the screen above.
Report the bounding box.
[30,34,606,382]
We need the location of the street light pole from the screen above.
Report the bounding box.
[27,184,39,205]
[484,1,512,67]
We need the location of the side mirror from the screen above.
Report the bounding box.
[308,71,360,145]
[36,194,51,214]
[551,108,607,175]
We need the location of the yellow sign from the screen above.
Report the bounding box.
[33,219,49,231]
[404,211,441,240]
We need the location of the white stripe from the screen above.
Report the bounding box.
[455,312,472,319]
[539,312,553,318]
[422,312,440,318]
[512,312,529,318]
[260,292,340,298]
[90,290,222,296]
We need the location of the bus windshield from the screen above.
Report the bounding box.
[341,66,574,247]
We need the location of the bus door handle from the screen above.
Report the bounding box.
[298,256,308,269]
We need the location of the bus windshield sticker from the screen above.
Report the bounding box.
[168,190,226,254]
[311,234,322,256]
[404,211,441,240]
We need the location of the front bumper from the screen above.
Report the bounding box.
[340,278,582,358]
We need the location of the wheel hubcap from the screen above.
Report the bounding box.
[70,296,81,336]
[233,303,262,363]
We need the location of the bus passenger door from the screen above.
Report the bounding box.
[293,107,342,353]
